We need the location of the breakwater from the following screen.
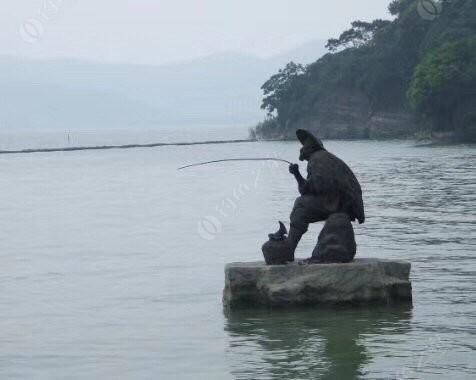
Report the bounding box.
[0,138,257,155]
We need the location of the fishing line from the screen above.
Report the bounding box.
[178,158,292,170]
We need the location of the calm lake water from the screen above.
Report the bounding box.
[0,128,474,379]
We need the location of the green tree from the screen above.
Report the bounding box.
[388,0,416,16]
[252,0,476,141]
[325,20,391,52]
[260,62,305,116]
[408,37,476,134]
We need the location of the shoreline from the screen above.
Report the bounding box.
[1,136,473,156]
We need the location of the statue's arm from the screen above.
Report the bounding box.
[295,172,311,195]
[289,164,310,195]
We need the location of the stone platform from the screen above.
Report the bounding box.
[223,258,412,308]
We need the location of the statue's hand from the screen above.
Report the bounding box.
[289,163,300,175]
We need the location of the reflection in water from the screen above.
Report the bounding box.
[225,306,412,380]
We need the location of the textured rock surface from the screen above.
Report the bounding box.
[367,111,416,139]
[223,258,412,308]
[311,213,356,263]
[290,90,371,139]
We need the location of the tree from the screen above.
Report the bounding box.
[260,62,305,115]
[408,37,476,132]
[252,0,476,140]
[325,20,391,52]
[388,0,415,16]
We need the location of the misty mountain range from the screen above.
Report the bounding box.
[0,40,327,131]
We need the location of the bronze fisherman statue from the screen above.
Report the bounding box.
[263,129,365,264]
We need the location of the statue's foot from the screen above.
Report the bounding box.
[301,257,322,265]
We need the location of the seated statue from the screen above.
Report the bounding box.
[287,129,365,260]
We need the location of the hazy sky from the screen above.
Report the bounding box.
[3,0,391,64]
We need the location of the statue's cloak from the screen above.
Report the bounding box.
[307,150,365,224]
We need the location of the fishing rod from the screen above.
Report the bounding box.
[178,158,292,170]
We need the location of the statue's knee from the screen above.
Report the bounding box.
[293,196,306,209]
[291,197,312,231]
[290,208,303,224]
[293,198,300,209]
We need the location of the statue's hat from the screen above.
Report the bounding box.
[296,129,324,150]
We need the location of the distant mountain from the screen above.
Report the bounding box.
[0,40,327,130]
[268,39,328,67]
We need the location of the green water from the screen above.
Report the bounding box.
[226,306,413,379]
[0,134,474,379]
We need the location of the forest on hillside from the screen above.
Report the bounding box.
[251,0,476,142]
